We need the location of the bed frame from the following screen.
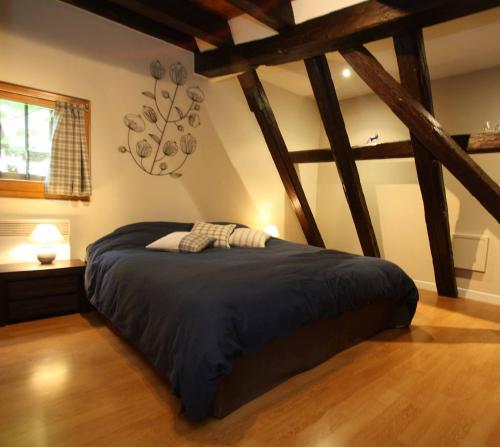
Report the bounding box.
[211,299,408,418]
[90,296,409,419]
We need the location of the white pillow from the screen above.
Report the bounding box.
[229,228,271,248]
[146,232,190,252]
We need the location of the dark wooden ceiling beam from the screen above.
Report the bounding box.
[305,55,379,258]
[341,46,500,222]
[238,70,324,247]
[394,30,457,297]
[107,0,233,47]
[191,0,243,19]
[195,0,500,77]
[226,0,294,30]
[59,0,199,52]
[288,133,500,164]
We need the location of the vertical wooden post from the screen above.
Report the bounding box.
[305,55,380,258]
[238,70,325,247]
[394,30,457,297]
[0,276,7,326]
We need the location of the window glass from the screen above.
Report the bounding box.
[0,98,53,181]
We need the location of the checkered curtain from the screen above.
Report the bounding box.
[45,101,91,197]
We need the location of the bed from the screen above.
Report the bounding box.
[85,221,418,421]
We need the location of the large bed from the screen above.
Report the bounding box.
[85,221,418,421]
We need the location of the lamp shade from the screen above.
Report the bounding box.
[29,223,63,245]
[264,224,280,238]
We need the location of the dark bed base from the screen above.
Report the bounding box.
[211,300,408,418]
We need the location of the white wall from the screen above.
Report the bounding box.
[315,66,500,296]
[0,0,198,260]
[0,0,322,259]
[204,75,323,241]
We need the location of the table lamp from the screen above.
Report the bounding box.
[264,224,280,238]
[30,223,63,264]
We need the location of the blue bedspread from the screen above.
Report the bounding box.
[85,222,418,421]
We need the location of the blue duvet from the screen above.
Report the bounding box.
[85,221,418,421]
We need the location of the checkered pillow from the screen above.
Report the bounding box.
[229,228,270,248]
[179,233,216,253]
[191,222,236,249]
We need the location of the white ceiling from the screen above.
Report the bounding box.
[216,4,500,100]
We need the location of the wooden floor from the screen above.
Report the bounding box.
[1,290,499,447]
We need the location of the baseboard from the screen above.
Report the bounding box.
[414,279,500,304]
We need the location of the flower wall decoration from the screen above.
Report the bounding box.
[118,60,204,178]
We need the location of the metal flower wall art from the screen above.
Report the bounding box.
[118,60,204,178]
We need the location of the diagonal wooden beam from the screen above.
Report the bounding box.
[226,0,294,30]
[341,46,500,222]
[195,0,500,77]
[394,30,457,297]
[289,133,500,164]
[238,70,324,247]
[107,0,233,47]
[305,55,379,258]
[59,0,199,52]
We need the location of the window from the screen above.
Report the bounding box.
[0,81,90,200]
[0,99,53,182]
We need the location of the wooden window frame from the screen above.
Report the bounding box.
[0,81,91,201]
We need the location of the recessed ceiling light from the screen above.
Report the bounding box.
[342,68,352,78]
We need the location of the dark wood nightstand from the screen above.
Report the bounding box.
[0,260,91,326]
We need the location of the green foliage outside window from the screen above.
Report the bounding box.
[0,98,53,181]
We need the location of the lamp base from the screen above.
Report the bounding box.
[37,247,56,265]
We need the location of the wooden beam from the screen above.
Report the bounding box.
[341,46,500,222]
[467,132,500,152]
[290,142,413,163]
[238,70,324,247]
[107,0,233,47]
[394,30,457,297]
[59,0,199,52]
[289,134,500,164]
[195,0,500,77]
[191,0,243,19]
[226,0,294,30]
[305,55,379,258]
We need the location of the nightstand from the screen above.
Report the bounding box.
[0,260,91,326]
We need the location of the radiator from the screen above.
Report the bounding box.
[0,219,71,264]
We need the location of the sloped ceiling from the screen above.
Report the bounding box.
[255,7,500,99]
[59,0,500,100]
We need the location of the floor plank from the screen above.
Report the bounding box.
[1,290,499,446]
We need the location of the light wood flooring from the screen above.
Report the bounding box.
[1,289,499,447]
